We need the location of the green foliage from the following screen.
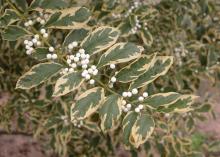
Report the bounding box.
[0,0,219,156]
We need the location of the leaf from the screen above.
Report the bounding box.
[81,27,119,55]
[195,104,211,113]
[63,28,89,46]
[99,94,122,132]
[2,25,31,41]
[16,62,63,89]
[122,111,138,148]
[0,9,19,26]
[130,114,155,148]
[53,71,84,97]
[30,0,68,10]
[44,7,91,29]
[97,43,144,68]
[157,95,197,113]
[142,92,183,109]
[71,87,105,120]
[83,121,101,132]
[115,54,156,83]
[12,0,28,11]
[129,56,173,90]
[32,47,49,60]
[140,29,153,46]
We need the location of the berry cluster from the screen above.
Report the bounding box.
[46,46,57,59]
[81,65,98,85]
[40,28,49,38]
[124,1,141,18]
[130,16,142,34]
[24,34,41,55]
[121,89,148,113]
[24,12,49,27]
[72,119,83,128]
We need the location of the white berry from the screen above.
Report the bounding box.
[110,64,116,69]
[85,54,90,59]
[92,69,98,76]
[46,53,52,59]
[88,68,93,74]
[122,92,128,97]
[49,47,54,52]
[70,55,74,60]
[24,22,29,27]
[71,63,77,68]
[43,33,48,38]
[135,107,140,113]
[143,92,148,98]
[123,108,129,112]
[73,57,79,62]
[127,92,132,97]
[122,100,126,105]
[138,104,144,110]
[79,49,85,54]
[40,19,45,25]
[40,29,46,34]
[80,53,86,59]
[132,88,138,95]
[138,96,144,102]
[68,44,74,50]
[28,20,33,25]
[69,68,74,72]
[28,41,33,46]
[72,41,78,47]
[32,38,38,43]
[34,34,39,39]
[111,77,116,83]
[67,59,71,64]
[85,74,91,80]
[126,104,131,108]
[108,83,113,88]
[91,65,96,70]
[84,59,89,64]
[76,53,81,58]
[24,40,28,45]
[64,68,69,72]
[89,79,95,85]
[36,41,41,46]
[82,64,88,69]
[52,54,57,59]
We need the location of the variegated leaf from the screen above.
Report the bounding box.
[30,0,68,10]
[81,27,119,55]
[2,25,31,41]
[63,28,89,46]
[143,92,183,109]
[115,54,156,83]
[140,29,153,46]
[16,62,63,89]
[130,114,155,148]
[97,43,144,68]
[53,72,84,97]
[11,0,28,11]
[129,56,173,90]
[99,94,122,132]
[122,111,138,148]
[157,95,197,113]
[83,121,101,132]
[32,47,48,60]
[44,7,90,29]
[71,87,105,120]
[0,9,19,26]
